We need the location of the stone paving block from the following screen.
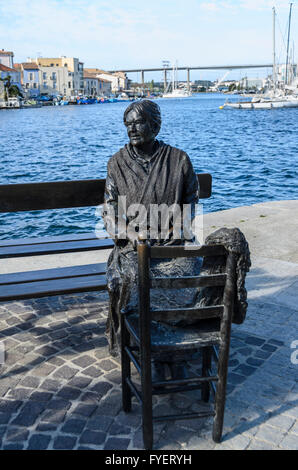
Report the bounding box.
[247,439,275,450]
[104,437,130,450]
[30,391,53,402]
[41,409,67,425]
[32,363,56,377]
[5,427,30,443]
[7,387,33,400]
[91,381,113,398]
[11,402,47,427]
[35,345,59,357]
[86,415,113,432]
[27,434,51,450]
[53,365,80,380]
[36,422,57,432]
[254,424,286,445]
[279,433,298,450]
[61,418,86,435]
[19,376,41,389]
[57,386,81,400]
[0,399,22,414]
[97,359,118,372]
[73,403,97,417]
[289,421,298,435]
[266,413,296,431]
[79,429,106,446]
[0,377,20,398]
[2,443,24,450]
[53,435,77,450]
[67,375,92,390]
[71,355,97,368]
[0,413,10,424]
[80,391,100,404]
[40,378,62,392]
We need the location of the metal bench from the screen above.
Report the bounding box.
[0,174,212,302]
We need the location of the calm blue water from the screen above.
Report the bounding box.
[0,93,297,239]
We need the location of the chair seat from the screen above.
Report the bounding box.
[125,313,221,351]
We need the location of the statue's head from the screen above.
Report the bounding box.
[123,100,161,148]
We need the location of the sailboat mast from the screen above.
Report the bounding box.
[272,6,276,91]
[285,2,293,85]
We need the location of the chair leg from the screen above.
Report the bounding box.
[201,347,211,402]
[141,350,153,449]
[212,343,229,443]
[120,316,132,412]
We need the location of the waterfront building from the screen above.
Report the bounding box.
[84,68,128,93]
[0,49,21,91]
[238,77,266,91]
[14,62,40,97]
[84,72,112,96]
[38,65,69,97]
[30,56,84,96]
[0,63,22,90]
[0,49,14,69]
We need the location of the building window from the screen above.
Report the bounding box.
[43,82,47,89]
[53,83,56,89]
[29,73,33,81]
[52,72,56,80]
[43,72,46,79]
[33,83,37,88]
[68,82,71,88]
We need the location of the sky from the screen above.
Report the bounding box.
[0,0,297,82]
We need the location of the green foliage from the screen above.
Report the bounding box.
[8,85,22,97]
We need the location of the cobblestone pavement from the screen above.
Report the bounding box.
[0,289,297,450]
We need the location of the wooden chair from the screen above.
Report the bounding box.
[120,239,236,449]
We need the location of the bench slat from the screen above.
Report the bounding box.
[0,238,114,259]
[0,174,212,213]
[0,273,107,301]
[0,263,107,286]
[0,232,99,248]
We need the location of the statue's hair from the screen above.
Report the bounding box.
[123,99,161,136]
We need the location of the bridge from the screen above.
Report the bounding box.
[108,63,273,89]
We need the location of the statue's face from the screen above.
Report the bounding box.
[125,109,155,148]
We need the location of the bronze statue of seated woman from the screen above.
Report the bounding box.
[102,99,250,381]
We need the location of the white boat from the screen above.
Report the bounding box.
[220,5,298,110]
[162,88,192,98]
[220,95,298,109]
[162,62,192,98]
[0,97,22,109]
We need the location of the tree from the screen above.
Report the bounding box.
[8,85,23,98]
[0,75,23,98]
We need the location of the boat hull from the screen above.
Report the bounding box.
[222,99,298,109]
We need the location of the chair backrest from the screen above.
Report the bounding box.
[137,240,236,350]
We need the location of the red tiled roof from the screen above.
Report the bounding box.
[22,62,39,70]
[0,50,14,56]
[0,63,17,73]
